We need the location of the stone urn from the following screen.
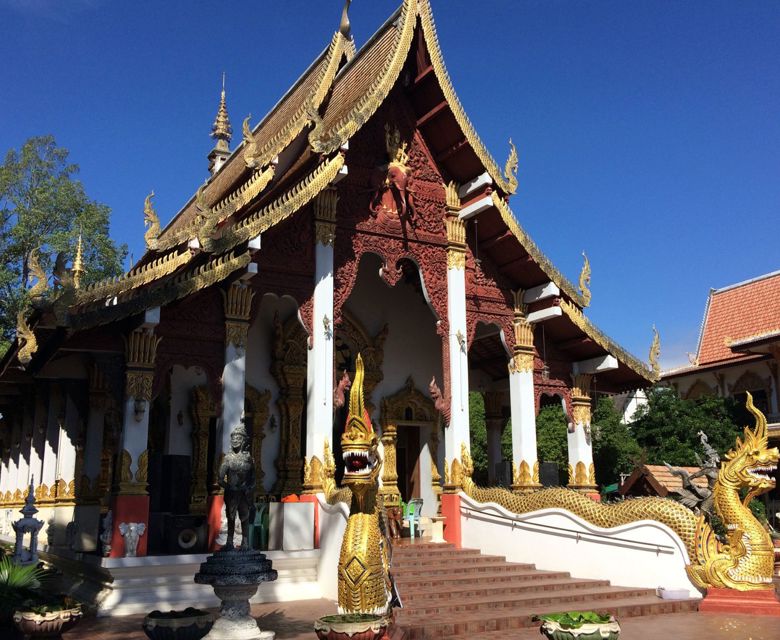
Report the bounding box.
[194,548,277,640]
[537,612,620,640]
[314,614,388,640]
[12,601,82,638]
[142,608,214,640]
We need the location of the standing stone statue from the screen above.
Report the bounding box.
[196,422,277,640]
[217,421,255,551]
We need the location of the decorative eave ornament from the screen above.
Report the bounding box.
[27,247,48,300]
[504,139,518,193]
[578,251,591,308]
[72,233,85,290]
[16,311,37,366]
[339,0,352,39]
[649,325,661,380]
[243,115,260,169]
[143,191,160,251]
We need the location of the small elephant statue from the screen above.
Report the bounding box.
[118,521,146,557]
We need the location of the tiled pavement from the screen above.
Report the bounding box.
[28,603,780,640]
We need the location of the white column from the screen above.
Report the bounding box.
[83,369,108,491]
[304,190,336,493]
[8,422,20,500]
[220,282,254,455]
[29,388,48,487]
[117,325,160,492]
[57,392,80,494]
[508,293,541,491]
[16,404,32,491]
[41,385,63,500]
[444,183,470,490]
[568,374,597,491]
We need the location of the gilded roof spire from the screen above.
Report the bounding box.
[210,72,232,152]
[72,231,85,289]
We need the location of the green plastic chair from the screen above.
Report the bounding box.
[248,502,270,550]
[405,499,424,540]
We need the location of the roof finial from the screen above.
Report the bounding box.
[72,230,85,289]
[578,251,591,308]
[340,0,352,38]
[211,72,232,151]
[649,325,661,380]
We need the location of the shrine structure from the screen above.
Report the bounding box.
[0,0,654,612]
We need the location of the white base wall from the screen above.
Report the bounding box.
[459,493,701,599]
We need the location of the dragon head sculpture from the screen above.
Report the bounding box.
[722,392,779,497]
[341,354,380,500]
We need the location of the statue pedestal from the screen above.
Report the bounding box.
[700,588,780,616]
[195,549,278,639]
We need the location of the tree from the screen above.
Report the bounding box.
[535,403,569,485]
[592,395,641,486]
[631,386,744,466]
[468,391,489,485]
[0,136,127,353]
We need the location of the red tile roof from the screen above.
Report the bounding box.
[697,271,780,366]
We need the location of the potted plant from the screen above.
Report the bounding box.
[535,611,620,640]
[0,556,46,630]
[314,613,388,640]
[12,595,82,638]
[142,607,214,640]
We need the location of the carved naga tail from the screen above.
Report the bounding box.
[456,392,779,592]
[334,354,393,615]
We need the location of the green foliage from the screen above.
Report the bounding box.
[592,396,641,486]
[632,386,744,466]
[534,610,613,628]
[501,417,512,461]
[0,556,45,620]
[469,392,488,485]
[0,135,127,352]
[536,403,569,485]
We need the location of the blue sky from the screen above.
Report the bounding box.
[1,0,778,370]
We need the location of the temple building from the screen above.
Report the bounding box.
[0,0,654,612]
[662,269,780,516]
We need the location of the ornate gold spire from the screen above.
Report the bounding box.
[578,251,591,308]
[72,233,85,289]
[210,72,232,152]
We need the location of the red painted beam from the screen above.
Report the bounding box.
[416,100,449,128]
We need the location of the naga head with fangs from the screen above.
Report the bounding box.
[341,353,381,509]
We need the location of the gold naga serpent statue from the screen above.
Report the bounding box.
[322,353,396,616]
[451,392,778,592]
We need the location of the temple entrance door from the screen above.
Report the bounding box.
[396,425,421,503]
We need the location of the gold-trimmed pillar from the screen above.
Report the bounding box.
[568,373,597,492]
[378,423,400,508]
[108,324,160,557]
[443,182,471,488]
[508,291,541,492]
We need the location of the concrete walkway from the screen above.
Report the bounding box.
[47,601,780,640]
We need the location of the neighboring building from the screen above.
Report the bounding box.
[0,0,653,613]
[662,270,780,517]
[619,464,708,499]
[663,270,780,427]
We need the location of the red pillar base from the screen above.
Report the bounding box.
[440,493,461,548]
[109,494,150,557]
[700,588,780,616]
[206,494,225,551]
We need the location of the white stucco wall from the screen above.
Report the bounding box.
[459,493,700,598]
[345,255,442,517]
[246,293,300,493]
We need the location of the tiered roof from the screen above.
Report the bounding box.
[665,270,780,378]
[3,0,654,391]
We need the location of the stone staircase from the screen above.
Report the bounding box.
[389,541,699,639]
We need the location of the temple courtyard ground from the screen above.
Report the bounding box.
[38,599,780,639]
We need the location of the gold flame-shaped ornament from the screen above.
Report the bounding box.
[649,325,661,380]
[578,251,591,307]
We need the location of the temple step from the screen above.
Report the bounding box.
[389,542,699,639]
